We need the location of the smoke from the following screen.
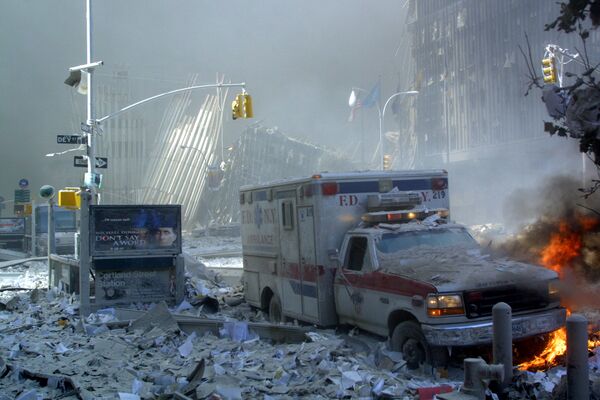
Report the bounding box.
[502,175,600,231]
[494,175,600,311]
[0,0,409,203]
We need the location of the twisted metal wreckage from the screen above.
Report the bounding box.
[139,91,354,229]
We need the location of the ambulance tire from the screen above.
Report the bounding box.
[391,321,431,369]
[268,295,284,323]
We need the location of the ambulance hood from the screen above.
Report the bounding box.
[376,244,558,292]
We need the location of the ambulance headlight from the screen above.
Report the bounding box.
[427,294,464,317]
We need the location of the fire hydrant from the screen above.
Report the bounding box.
[437,358,504,400]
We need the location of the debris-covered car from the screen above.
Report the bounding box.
[240,171,566,368]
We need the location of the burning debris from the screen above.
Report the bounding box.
[491,176,600,371]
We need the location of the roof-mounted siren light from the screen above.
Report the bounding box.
[361,207,450,225]
[366,191,422,212]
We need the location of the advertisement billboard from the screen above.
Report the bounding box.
[95,268,176,305]
[0,218,25,235]
[90,205,181,256]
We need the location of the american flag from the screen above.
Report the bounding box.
[348,90,362,122]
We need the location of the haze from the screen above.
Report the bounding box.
[0,0,586,227]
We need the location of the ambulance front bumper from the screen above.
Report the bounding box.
[422,307,566,346]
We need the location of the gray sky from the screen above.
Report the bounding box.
[0,0,408,206]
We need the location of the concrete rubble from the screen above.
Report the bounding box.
[0,257,463,399]
[2,235,600,399]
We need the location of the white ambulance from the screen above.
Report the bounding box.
[240,170,565,367]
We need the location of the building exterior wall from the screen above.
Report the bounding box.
[406,0,592,224]
[407,0,585,165]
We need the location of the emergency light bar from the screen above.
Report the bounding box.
[366,192,422,212]
[361,208,449,225]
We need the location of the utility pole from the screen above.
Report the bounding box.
[67,0,250,316]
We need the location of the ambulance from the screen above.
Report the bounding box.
[240,170,565,367]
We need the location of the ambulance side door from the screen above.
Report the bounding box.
[298,206,319,320]
[277,197,303,317]
[334,235,373,327]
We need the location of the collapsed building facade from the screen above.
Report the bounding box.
[200,125,354,227]
[140,109,354,228]
[402,0,597,224]
[80,70,352,228]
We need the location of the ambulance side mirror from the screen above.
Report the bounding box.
[328,249,341,267]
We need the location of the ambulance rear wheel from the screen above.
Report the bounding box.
[391,321,429,369]
[268,295,284,323]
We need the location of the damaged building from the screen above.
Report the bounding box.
[402,0,597,224]
[200,125,354,227]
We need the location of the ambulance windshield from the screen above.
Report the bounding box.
[376,227,477,254]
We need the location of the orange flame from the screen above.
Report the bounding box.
[519,214,599,371]
[540,222,581,278]
[519,328,567,370]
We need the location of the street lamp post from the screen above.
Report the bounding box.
[68,0,250,316]
[378,91,418,170]
[179,145,209,167]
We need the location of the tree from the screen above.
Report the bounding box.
[546,0,600,32]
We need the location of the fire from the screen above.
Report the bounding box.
[519,328,567,370]
[519,213,600,371]
[540,222,581,278]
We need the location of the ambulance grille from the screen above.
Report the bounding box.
[464,284,549,318]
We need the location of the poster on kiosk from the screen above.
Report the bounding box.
[90,205,182,257]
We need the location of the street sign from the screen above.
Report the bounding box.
[18,179,29,189]
[81,122,92,133]
[14,189,30,203]
[57,135,87,145]
[74,156,108,169]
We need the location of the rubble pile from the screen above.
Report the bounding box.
[0,287,461,399]
[0,257,462,399]
[4,237,600,399]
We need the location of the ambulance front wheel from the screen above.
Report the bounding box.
[391,321,449,369]
[268,294,284,323]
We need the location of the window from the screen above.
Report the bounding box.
[376,228,477,254]
[281,201,294,230]
[345,236,371,272]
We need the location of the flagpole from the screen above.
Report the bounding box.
[361,111,365,166]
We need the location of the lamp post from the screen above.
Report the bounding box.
[65,0,250,317]
[180,145,211,170]
[378,90,418,170]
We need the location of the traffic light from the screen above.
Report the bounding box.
[231,94,243,120]
[541,57,557,84]
[58,188,81,210]
[242,94,253,118]
[383,154,392,170]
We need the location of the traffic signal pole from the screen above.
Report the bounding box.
[72,0,251,316]
[85,0,97,202]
